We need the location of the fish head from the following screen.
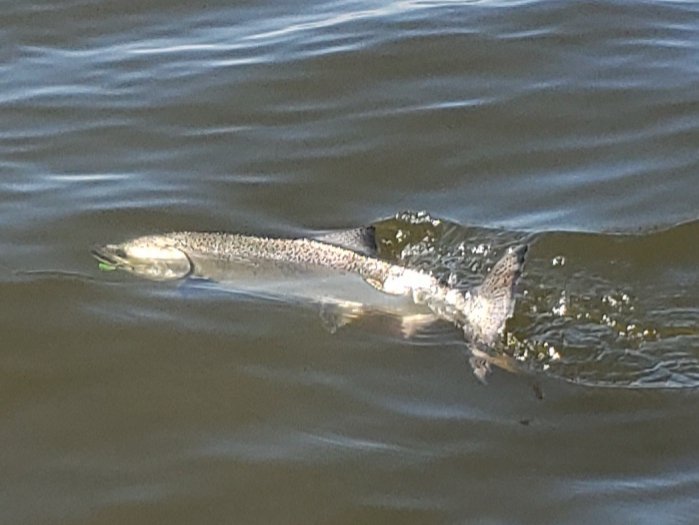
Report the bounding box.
[91,235,192,281]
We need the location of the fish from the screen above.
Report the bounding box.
[91,226,528,381]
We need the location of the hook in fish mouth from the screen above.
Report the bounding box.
[91,245,129,270]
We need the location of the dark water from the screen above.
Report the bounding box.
[3,0,699,523]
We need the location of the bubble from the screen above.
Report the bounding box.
[552,291,567,316]
[395,210,441,226]
[471,243,490,255]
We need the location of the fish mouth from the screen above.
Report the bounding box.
[91,244,129,269]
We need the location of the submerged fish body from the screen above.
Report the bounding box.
[92,228,527,380]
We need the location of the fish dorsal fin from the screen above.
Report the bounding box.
[312,226,378,257]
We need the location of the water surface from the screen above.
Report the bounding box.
[2,0,699,523]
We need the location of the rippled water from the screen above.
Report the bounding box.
[3,0,699,523]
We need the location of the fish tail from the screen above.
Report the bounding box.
[467,244,528,344]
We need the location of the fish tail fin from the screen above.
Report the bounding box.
[466,244,528,344]
[468,346,524,384]
[479,244,527,306]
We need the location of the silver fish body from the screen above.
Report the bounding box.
[92,229,527,377]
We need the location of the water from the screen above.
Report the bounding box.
[2,0,699,523]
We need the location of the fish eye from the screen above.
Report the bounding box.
[115,248,127,258]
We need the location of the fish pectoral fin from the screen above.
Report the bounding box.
[318,302,364,334]
[400,313,440,338]
[363,276,385,292]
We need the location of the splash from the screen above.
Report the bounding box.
[376,212,699,389]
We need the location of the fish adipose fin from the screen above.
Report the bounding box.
[465,244,528,346]
[313,226,378,258]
